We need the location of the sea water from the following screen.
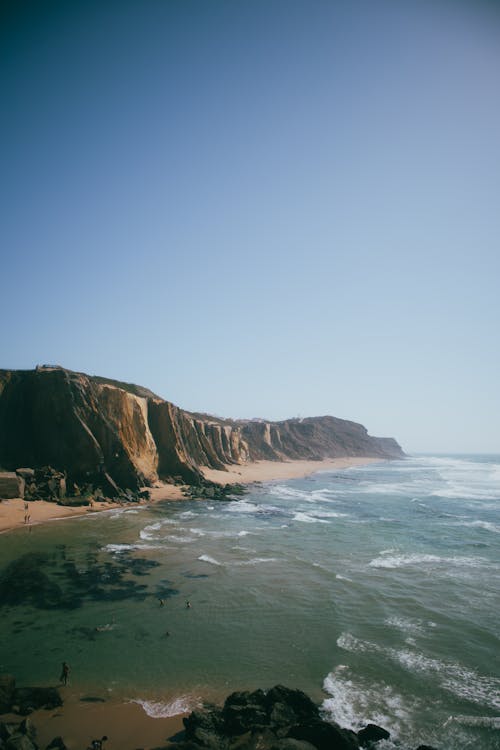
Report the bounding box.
[0,455,499,748]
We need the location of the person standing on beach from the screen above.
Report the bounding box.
[60,661,70,685]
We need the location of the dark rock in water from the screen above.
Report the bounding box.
[180,685,360,750]
[415,746,439,750]
[222,689,269,734]
[0,674,16,712]
[269,740,318,750]
[288,719,359,750]
[357,724,390,747]
[265,686,319,724]
[12,686,62,715]
[45,737,68,750]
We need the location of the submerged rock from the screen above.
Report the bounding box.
[357,723,390,747]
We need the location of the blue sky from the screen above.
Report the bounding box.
[1,0,499,453]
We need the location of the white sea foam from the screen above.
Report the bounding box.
[226,500,258,513]
[234,557,277,566]
[384,616,435,636]
[337,632,500,710]
[104,543,162,553]
[369,553,486,570]
[292,512,330,524]
[444,714,500,729]
[198,554,222,566]
[335,574,353,582]
[322,666,412,736]
[140,519,178,540]
[132,695,200,717]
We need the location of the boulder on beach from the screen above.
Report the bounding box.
[0,472,25,500]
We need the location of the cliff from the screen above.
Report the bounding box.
[0,366,404,493]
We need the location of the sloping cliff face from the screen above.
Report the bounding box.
[0,367,404,492]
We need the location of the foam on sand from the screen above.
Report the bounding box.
[132,694,200,717]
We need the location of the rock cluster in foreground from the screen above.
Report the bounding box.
[176,685,437,750]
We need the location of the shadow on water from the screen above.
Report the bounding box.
[0,547,171,611]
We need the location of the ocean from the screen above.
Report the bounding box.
[1,455,499,749]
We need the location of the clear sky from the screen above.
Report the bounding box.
[1,0,499,454]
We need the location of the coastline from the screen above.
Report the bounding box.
[1,691,186,750]
[0,457,380,535]
[200,456,381,485]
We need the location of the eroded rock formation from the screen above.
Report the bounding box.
[0,366,404,494]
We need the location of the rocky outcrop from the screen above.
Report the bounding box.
[0,473,24,500]
[176,686,441,750]
[177,685,386,750]
[0,367,405,494]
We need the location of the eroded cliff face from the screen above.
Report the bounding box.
[0,367,404,492]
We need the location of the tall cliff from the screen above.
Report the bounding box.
[0,367,404,492]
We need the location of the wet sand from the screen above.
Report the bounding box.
[0,485,184,535]
[1,692,186,750]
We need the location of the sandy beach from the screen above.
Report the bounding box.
[0,455,382,749]
[201,456,380,485]
[0,486,184,535]
[0,458,379,535]
[1,692,186,750]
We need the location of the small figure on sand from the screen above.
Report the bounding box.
[60,661,70,685]
[186,600,191,609]
[158,599,165,607]
[90,736,108,750]
[164,630,170,637]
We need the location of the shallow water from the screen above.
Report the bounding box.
[1,455,499,748]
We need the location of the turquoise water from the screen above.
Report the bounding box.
[1,455,499,748]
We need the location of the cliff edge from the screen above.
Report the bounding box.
[0,366,404,493]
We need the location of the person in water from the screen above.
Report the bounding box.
[60,661,70,685]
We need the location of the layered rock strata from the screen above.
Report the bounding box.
[0,367,404,494]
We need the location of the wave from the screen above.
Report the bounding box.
[198,554,222,566]
[140,519,178,540]
[269,485,340,504]
[197,553,276,567]
[322,666,411,737]
[292,512,330,524]
[444,714,500,729]
[369,553,487,570]
[337,632,500,710]
[132,695,200,717]
[384,616,436,636]
[451,520,500,534]
[104,543,163,553]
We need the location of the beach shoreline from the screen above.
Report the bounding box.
[0,691,187,750]
[0,457,381,535]
[200,456,381,485]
